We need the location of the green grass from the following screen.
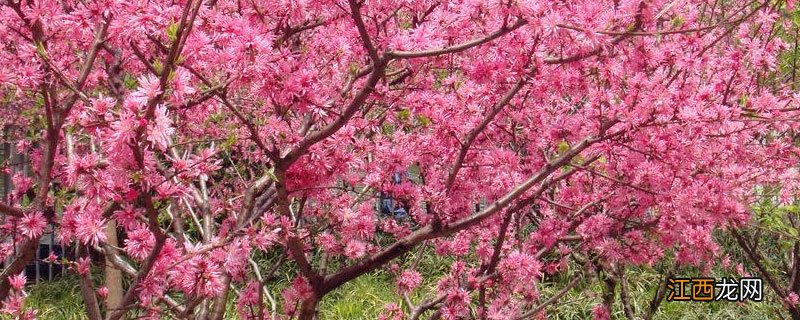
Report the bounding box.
[23,276,86,320]
[15,263,787,320]
[319,272,399,319]
[541,267,784,320]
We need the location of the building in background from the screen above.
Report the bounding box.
[1,140,65,282]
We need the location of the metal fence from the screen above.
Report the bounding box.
[1,140,67,283]
[24,231,67,282]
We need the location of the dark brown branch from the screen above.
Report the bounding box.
[98,244,186,314]
[0,239,39,299]
[699,1,767,56]
[280,58,387,167]
[542,1,647,65]
[542,27,636,65]
[445,77,527,191]
[77,247,103,320]
[0,202,23,217]
[555,18,727,37]
[730,227,790,300]
[642,268,671,320]
[107,235,167,320]
[618,266,636,320]
[409,295,446,320]
[348,0,378,62]
[276,17,335,47]
[512,274,583,320]
[480,211,514,275]
[322,132,612,294]
[61,16,110,111]
[387,19,527,59]
[574,163,658,195]
[219,96,275,158]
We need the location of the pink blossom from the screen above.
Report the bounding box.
[133,75,162,102]
[113,206,143,230]
[282,277,313,317]
[497,251,542,285]
[75,213,107,246]
[124,227,156,261]
[786,292,800,308]
[1,295,23,315]
[8,273,26,291]
[19,211,46,239]
[97,287,109,298]
[44,251,58,263]
[396,270,422,294]
[75,257,91,275]
[343,239,367,259]
[592,305,610,320]
[236,281,262,319]
[147,105,174,151]
[378,303,403,320]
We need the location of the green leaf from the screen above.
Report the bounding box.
[222,131,236,149]
[381,123,395,135]
[670,16,685,28]
[415,114,432,127]
[35,41,47,58]
[122,73,138,90]
[166,22,179,42]
[266,167,278,182]
[788,227,799,239]
[397,108,411,121]
[153,60,164,75]
[557,140,570,154]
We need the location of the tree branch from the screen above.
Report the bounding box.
[387,19,527,59]
[280,57,387,167]
[730,227,789,299]
[77,247,103,320]
[618,266,636,320]
[445,77,527,191]
[0,202,23,217]
[512,273,583,320]
[348,0,378,62]
[322,130,613,294]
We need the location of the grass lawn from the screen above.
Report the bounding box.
[14,266,784,319]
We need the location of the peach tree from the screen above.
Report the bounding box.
[1,0,799,318]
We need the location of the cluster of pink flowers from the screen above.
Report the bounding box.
[0,273,34,319]
[0,0,799,317]
[396,269,423,294]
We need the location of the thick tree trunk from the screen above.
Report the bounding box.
[298,295,319,320]
[0,239,38,300]
[208,276,231,320]
[0,137,34,301]
[103,221,123,310]
[77,247,102,320]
